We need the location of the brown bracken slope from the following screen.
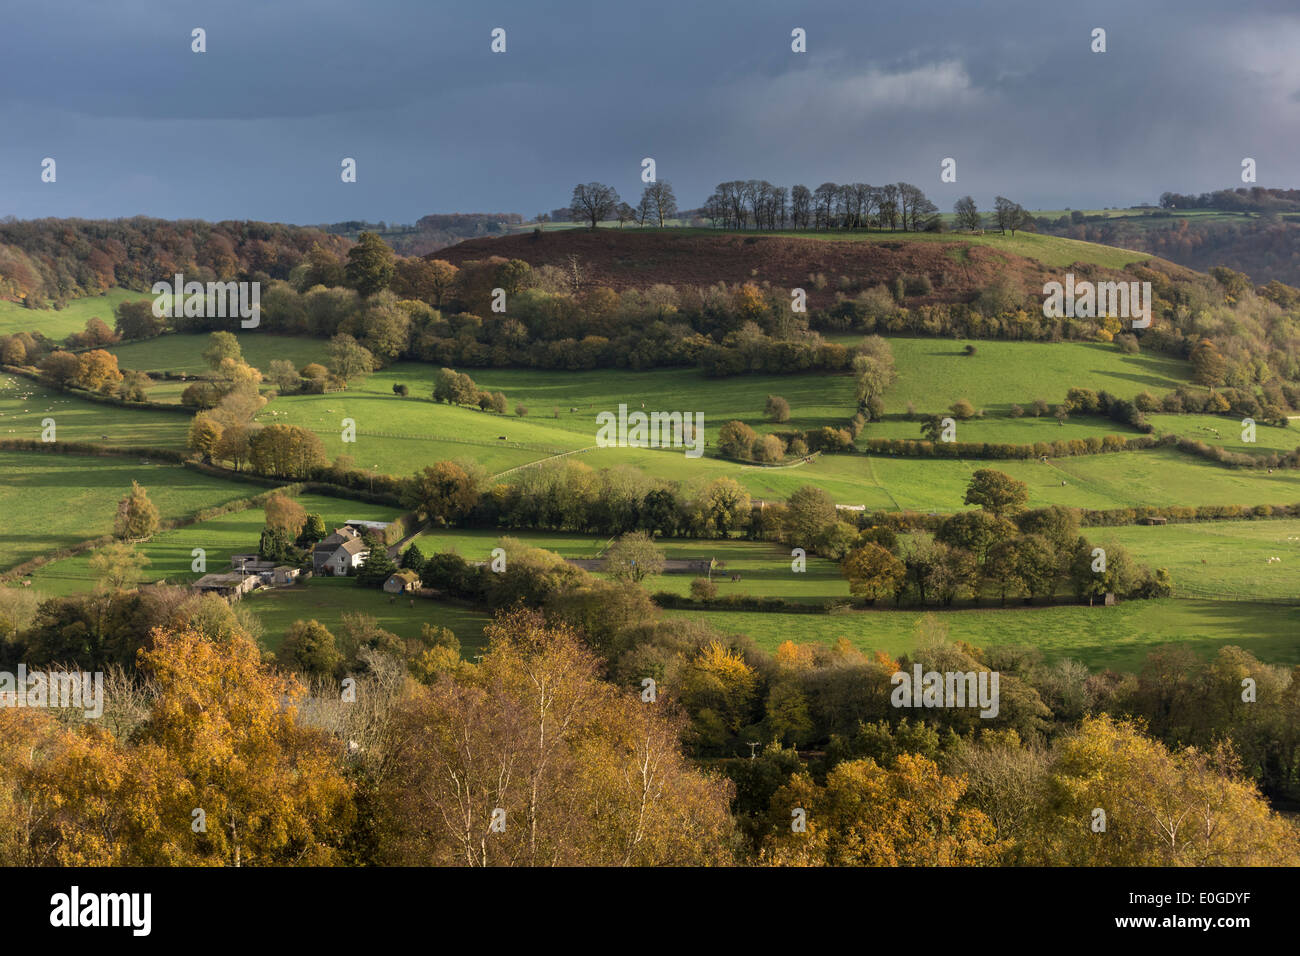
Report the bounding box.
[430,229,1178,308]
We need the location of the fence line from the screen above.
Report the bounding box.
[492,445,598,480]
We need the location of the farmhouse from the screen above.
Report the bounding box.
[312,527,371,575]
[382,570,421,593]
[193,572,260,599]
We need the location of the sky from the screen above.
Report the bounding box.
[3,0,1300,225]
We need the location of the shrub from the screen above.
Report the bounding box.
[690,577,718,600]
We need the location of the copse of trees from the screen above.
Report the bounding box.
[431,367,507,412]
[702,179,941,232]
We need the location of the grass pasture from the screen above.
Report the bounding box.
[407,528,850,605]
[866,338,1192,412]
[572,445,1300,512]
[0,372,191,449]
[0,288,145,341]
[1,451,273,572]
[1099,519,1300,602]
[1148,413,1299,457]
[109,333,332,375]
[244,578,491,655]
[668,598,1300,672]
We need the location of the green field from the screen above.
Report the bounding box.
[862,338,1191,412]
[1100,519,1300,602]
[408,528,850,604]
[572,445,1300,512]
[244,577,491,654]
[668,598,1300,672]
[0,372,191,448]
[0,288,145,340]
[77,332,1202,491]
[861,413,1145,445]
[109,333,332,375]
[26,493,405,593]
[246,336,1201,486]
[1,451,273,571]
[1148,413,1299,456]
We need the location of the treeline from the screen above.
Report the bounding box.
[1158,187,1300,213]
[0,217,351,308]
[701,180,949,232]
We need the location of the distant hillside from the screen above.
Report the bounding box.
[1036,206,1300,286]
[323,213,523,257]
[433,227,1167,308]
[0,217,350,308]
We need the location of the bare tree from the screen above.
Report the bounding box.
[569,182,620,228]
[790,184,812,229]
[994,196,1027,235]
[813,182,838,229]
[643,181,678,227]
[954,195,981,231]
[878,184,900,231]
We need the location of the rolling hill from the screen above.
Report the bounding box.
[432,227,1172,308]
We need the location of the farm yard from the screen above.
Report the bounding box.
[25,492,406,593]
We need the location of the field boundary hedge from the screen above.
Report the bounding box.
[1,365,192,413]
[852,502,1300,532]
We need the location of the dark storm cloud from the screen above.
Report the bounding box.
[1,0,1297,222]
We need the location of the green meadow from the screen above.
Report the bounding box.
[244,578,491,655]
[0,372,191,448]
[110,333,332,375]
[573,445,1300,511]
[861,414,1145,445]
[1099,519,1300,602]
[1148,413,1299,456]
[407,528,850,604]
[1,451,269,572]
[667,598,1300,672]
[870,338,1191,411]
[0,288,145,340]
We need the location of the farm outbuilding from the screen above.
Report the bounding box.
[383,570,421,593]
